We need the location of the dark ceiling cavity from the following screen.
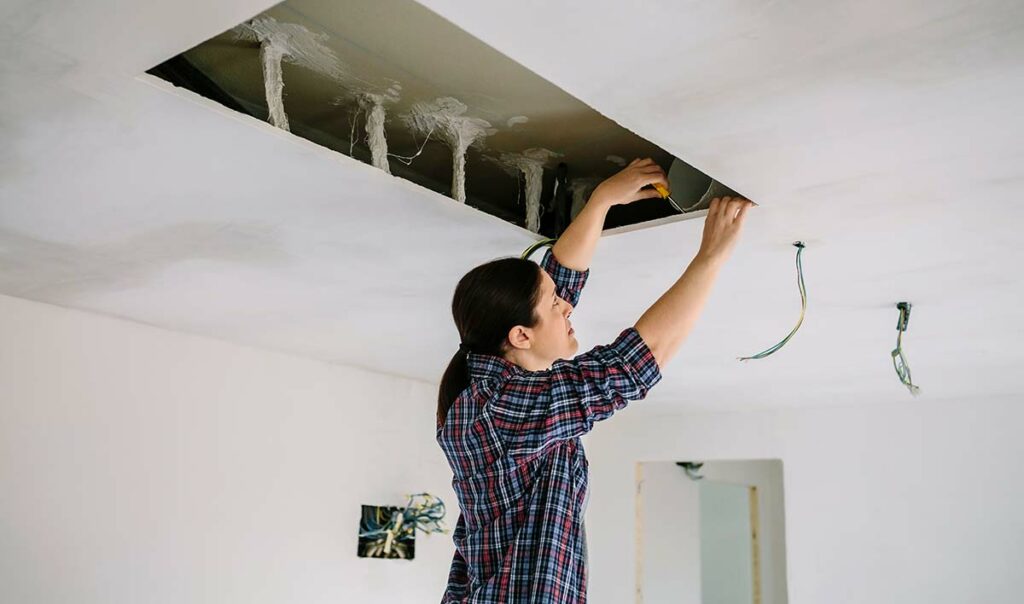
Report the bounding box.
[148,0,744,237]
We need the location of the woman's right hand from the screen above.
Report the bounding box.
[697,197,753,265]
[588,158,669,208]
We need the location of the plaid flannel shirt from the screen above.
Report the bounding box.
[437,249,662,603]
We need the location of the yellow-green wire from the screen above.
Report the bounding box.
[739,242,807,361]
[521,238,557,260]
[891,302,921,395]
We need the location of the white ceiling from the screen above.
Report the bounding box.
[2,0,1022,411]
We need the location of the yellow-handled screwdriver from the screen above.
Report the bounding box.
[652,182,757,213]
[652,183,686,213]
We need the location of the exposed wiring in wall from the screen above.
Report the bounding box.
[358,493,448,559]
[892,302,921,396]
[739,242,807,361]
[404,97,494,203]
[387,126,436,166]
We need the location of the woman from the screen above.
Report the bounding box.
[437,158,752,602]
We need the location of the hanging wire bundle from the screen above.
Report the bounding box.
[892,302,921,396]
[739,242,808,361]
[521,238,557,260]
[359,493,448,559]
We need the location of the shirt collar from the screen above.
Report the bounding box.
[466,351,523,381]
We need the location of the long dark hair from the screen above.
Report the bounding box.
[437,257,542,426]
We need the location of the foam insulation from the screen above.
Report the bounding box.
[360,94,391,174]
[499,148,561,233]
[405,97,494,203]
[259,39,289,130]
[234,16,346,131]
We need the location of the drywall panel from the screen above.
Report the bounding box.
[2,0,1023,412]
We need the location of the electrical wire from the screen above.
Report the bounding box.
[739,242,807,361]
[348,105,361,156]
[521,238,557,260]
[892,302,921,395]
[387,125,436,166]
[358,493,447,559]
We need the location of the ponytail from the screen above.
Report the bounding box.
[437,348,470,426]
[436,258,543,426]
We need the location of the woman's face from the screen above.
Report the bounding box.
[529,270,579,362]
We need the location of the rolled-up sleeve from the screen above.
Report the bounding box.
[540,248,589,308]
[489,327,662,455]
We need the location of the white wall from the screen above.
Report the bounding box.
[584,398,1024,604]
[5,288,1022,604]
[0,293,456,604]
[637,461,787,604]
[699,460,787,604]
[637,462,701,604]
[700,480,753,604]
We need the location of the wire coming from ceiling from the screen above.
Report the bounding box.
[739,242,807,361]
[892,302,921,396]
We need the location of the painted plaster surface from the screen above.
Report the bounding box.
[1,0,1023,409]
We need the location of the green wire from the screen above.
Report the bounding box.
[525,238,810,362]
[739,242,807,361]
[891,302,921,395]
[521,238,557,260]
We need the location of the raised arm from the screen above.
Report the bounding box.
[490,327,661,456]
[635,197,753,368]
[550,158,668,271]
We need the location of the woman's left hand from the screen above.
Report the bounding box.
[589,158,669,207]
